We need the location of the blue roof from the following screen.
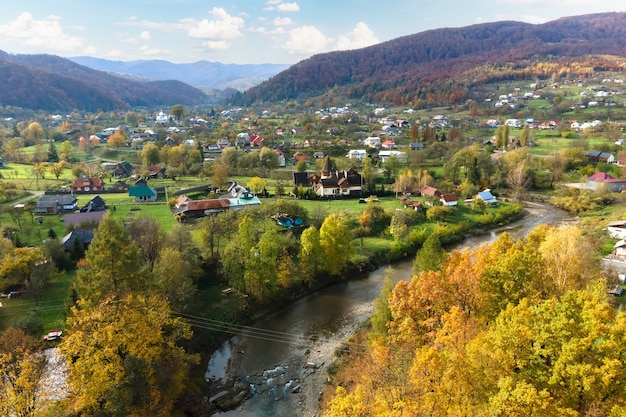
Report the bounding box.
[129,185,157,197]
[478,190,496,202]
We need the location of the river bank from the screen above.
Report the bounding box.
[200,200,569,416]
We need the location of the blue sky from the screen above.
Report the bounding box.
[0,1,624,64]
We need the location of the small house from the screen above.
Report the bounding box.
[346,149,367,161]
[586,172,626,192]
[615,240,626,257]
[420,186,441,197]
[80,195,107,212]
[35,195,78,214]
[173,198,230,219]
[440,193,458,207]
[129,184,157,202]
[109,180,130,192]
[61,229,95,251]
[477,189,497,204]
[607,220,626,239]
[72,177,104,193]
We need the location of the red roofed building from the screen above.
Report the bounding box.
[250,135,266,146]
[586,172,626,192]
[420,185,441,197]
[173,198,230,219]
[72,177,104,193]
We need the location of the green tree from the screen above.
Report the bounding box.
[319,213,353,276]
[361,156,377,192]
[413,232,446,273]
[370,274,394,339]
[259,146,279,174]
[125,111,140,126]
[74,213,142,306]
[299,226,323,284]
[47,142,59,162]
[152,247,196,311]
[222,215,256,294]
[60,293,199,417]
[170,104,185,122]
[295,159,308,173]
[60,140,73,161]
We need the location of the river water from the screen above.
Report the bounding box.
[205,201,570,416]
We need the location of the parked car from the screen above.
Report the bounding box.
[43,330,63,341]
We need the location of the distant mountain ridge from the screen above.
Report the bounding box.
[232,12,626,107]
[69,57,289,90]
[0,51,208,112]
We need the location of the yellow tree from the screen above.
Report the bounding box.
[0,328,50,417]
[140,141,160,167]
[60,293,199,417]
[25,121,44,144]
[468,287,626,416]
[247,176,267,195]
[319,213,353,276]
[59,140,72,161]
[538,225,593,294]
[107,130,127,148]
[48,160,67,179]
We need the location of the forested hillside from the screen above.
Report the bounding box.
[233,12,626,107]
[0,51,207,112]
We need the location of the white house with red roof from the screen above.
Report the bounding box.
[586,172,626,192]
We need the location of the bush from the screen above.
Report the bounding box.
[12,315,44,337]
[426,205,455,221]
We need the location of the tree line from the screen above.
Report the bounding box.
[323,224,626,417]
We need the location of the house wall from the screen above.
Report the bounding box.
[608,226,626,239]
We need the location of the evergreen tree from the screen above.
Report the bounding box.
[47,142,59,162]
[414,232,446,273]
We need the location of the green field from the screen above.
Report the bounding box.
[0,269,73,334]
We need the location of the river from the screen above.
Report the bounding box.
[204,201,571,416]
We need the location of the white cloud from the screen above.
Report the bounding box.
[277,2,300,12]
[264,0,282,10]
[183,7,244,42]
[139,30,151,41]
[0,12,83,53]
[284,25,331,55]
[105,49,123,58]
[199,40,230,50]
[249,26,285,36]
[334,22,378,51]
[140,45,168,57]
[273,17,292,26]
[82,45,97,55]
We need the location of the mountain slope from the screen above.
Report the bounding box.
[0,51,208,112]
[233,12,626,107]
[69,57,289,90]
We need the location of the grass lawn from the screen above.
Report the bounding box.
[0,269,74,334]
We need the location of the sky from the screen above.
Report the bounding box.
[0,1,624,65]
